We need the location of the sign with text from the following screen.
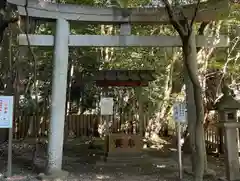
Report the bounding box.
[0,96,14,128]
[100,97,114,115]
[173,102,186,123]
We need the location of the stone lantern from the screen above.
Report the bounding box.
[214,89,240,181]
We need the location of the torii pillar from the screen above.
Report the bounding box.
[46,18,69,174]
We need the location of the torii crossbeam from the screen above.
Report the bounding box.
[18,34,229,47]
[8,0,228,23]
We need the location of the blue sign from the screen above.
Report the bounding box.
[0,96,14,128]
[173,102,187,123]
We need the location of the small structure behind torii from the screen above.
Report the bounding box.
[7,0,229,177]
[91,69,156,161]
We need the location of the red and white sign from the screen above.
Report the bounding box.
[0,96,14,128]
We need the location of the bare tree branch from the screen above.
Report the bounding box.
[190,0,201,27]
[197,22,208,35]
[196,22,209,52]
[179,10,191,33]
[24,0,37,62]
[161,0,186,38]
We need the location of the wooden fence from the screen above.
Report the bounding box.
[13,114,150,139]
[205,125,222,153]
[13,115,223,152]
[14,115,99,139]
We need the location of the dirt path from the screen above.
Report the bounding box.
[0,140,226,181]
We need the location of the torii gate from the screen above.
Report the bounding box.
[8,0,229,175]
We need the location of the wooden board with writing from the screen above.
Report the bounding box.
[108,133,143,154]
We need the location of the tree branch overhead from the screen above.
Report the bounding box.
[161,0,186,38]
[190,0,201,27]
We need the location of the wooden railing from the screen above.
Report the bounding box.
[14,114,100,139]
[13,115,222,153]
[13,114,149,139]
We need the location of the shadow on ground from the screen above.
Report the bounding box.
[0,138,226,181]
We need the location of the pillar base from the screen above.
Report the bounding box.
[184,168,216,178]
[4,176,28,180]
[217,177,240,181]
[97,152,151,166]
[37,170,69,181]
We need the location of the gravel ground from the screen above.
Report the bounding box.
[0,140,226,181]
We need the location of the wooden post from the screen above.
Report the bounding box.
[101,89,112,161]
[136,88,144,137]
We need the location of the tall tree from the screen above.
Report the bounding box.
[0,0,19,143]
[161,0,206,180]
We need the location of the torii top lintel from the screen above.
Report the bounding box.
[8,0,228,24]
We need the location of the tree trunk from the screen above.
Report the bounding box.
[183,31,206,181]
[64,58,73,143]
[0,27,13,143]
[136,87,144,137]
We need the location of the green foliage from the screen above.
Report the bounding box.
[2,0,239,120]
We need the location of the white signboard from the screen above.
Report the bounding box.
[173,102,186,123]
[100,97,114,115]
[0,96,14,128]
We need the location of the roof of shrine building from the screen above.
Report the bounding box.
[94,70,155,81]
[73,70,156,87]
[94,70,156,87]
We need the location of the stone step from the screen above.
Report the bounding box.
[107,152,145,158]
[96,159,153,167]
[107,156,148,162]
[96,153,153,166]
